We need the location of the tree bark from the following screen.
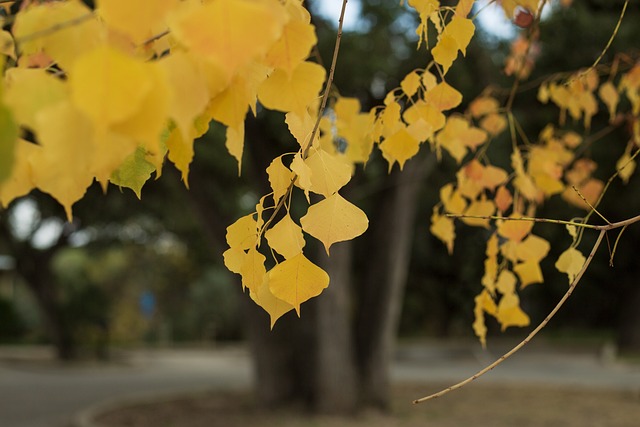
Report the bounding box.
[355,153,435,408]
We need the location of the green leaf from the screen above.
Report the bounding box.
[110,146,156,198]
[0,105,18,183]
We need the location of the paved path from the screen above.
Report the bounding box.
[0,341,638,427]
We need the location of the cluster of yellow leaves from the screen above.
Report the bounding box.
[0,0,323,221]
[0,0,373,323]
[430,105,613,344]
[540,65,640,187]
[224,127,370,326]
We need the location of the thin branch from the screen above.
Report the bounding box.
[414,228,606,404]
[14,12,94,45]
[303,0,348,156]
[445,213,601,230]
[258,0,349,236]
[570,0,628,83]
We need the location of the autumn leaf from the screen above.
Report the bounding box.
[13,0,101,70]
[265,213,306,259]
[98,0,178,45]
[257,61,326,117]
[514,260,544,288]
[265,5,317,76]
[267,156,294,204]
[430,209,455,254]
[109,146,156,199]
[432,17,475,74]
[497,214,533,242]
[240,247,267,292]
[250,276,294,329]
[401,71,422,97]
[226,213,258,250]
[300,193,368,254]
[268,253,329,314]
[555,247,586,284]
[305,148,352,197]
[168,0,286,79]
[424,82,463,111]
[379,128,421,171]
[496,292,530,331]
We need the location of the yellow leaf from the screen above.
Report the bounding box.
[432,17,474,74]
[555,247,586,284]
[469,96,499,118]
[241,247,266,292]
[424,82,463,111]
[265,14,317,76]
[208,74,252,129]
[473,289,497,348]
[225,124,245,174]
[267,156,294,204]
[258,61,326,117]
[98,0,179,44]
[514,234,550,262]
[495,270,517,295]
[111,64,170,163]
[460,197,495,228]
[401,71,422,97]
[305,148,352,197]
[70,45,152,127]
[431,34,458,75]
[403,100,445,134]
[300,193,368,254]
[616,151,636,184]
[430,209,455,254]
[496,292,530,331]
[480,113,507,136]
[13,0,101,70]
[223,246,246,275]
[30,101,94,221]
[0,139,37,207]
[265,213,305,259]
[268,253,329,314]
[440,183,467,215]
[455,0,475,18]
[379,128,421,171]
[4,68,67,130]
[249,276,294,329]
[159,52,210,140]
[226,213,258,250]
[495,186,513,213]
[286,111,316,149]
[497,214,533,242]
[436,117,486,163]
[165,123,197,185]
[514,260,544,288]
[291,152,312,199]
[168,0,286,79]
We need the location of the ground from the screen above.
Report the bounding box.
[96,382,640,427]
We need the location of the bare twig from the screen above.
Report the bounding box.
[414,211,640,404]
[414,228,607,404]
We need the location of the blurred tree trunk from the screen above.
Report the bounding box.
[617,275,640,352]
[355,153,435,409]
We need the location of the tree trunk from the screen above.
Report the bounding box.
[617,275,640,352]
[355,153,435,408]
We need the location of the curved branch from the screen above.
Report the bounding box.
[413,228,607,404]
